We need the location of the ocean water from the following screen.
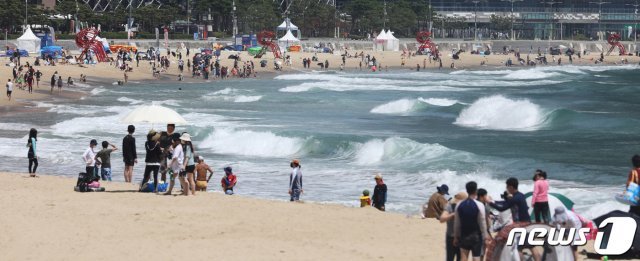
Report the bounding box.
[2,65,640,218]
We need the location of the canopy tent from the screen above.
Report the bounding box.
[385,30,400,52]
[17,27,42,53]
[276,18,301,39]
[278,30,300,51]
[373,29,389,51]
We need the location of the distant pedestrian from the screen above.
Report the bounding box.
[6,79,13,101]
[372,174,387,211]
[289,159,303,201]
[57,76,63,92]
[27,128,38,177]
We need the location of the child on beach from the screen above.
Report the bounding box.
[95,141,118,181]
[532,170,550,223]
[360,190,371,207]
[221,166,237,195]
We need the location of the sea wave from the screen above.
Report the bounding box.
[454,95,548,131]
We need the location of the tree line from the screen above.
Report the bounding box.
[1,0,513,39]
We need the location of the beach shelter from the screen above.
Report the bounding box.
[277,18,301,39]
[524,192,574,222]
[385,30,400,51]
[17,27,42,53]
[120,105,187,125]
[374,29,388,51]
[278,30,300,51]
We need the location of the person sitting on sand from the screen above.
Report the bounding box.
[360,190,371,207]
[289,159,303,201]
[196,156,214,192]
[221,166,237,195]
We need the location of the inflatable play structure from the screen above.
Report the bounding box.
[416,31,439,57]
[254,30,281,59]
[606,33,626,56]
[75,28,108,62]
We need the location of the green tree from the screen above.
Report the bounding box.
[345,0,383,35]
[0,0,26,32]
[387,0,417,37]
[490,15,512,32]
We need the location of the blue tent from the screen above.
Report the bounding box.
[40,46,63,58]
[5,49,29,57]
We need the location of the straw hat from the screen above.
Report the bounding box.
[451,192,468,205]
[374,174,383,180]
[148,130,161,141]
[179,133,192,142]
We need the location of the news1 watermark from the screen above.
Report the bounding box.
[506,217,638,255]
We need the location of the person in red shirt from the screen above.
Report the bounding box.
[221,166,237,195]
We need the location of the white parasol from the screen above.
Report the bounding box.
[120,105,187,125]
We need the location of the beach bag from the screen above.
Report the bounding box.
[624,170,640,205]
[140,182,168,193]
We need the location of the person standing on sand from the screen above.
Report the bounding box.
[424,184,450,219]
[57,76,62,93]
[180,133,197,195]
[83,140,98,180]
[27,128,38,177]
[35,70,42,87]
[122,125,137,183]
[165,136,187,196]
[440,192,467,261]
[289,159,303,201]
[221,166,237,195]
[95,141,118,181]
[453,181,490,261]
[195,156,214,192]
[6,79,13,101]
[372,174,387,211]
[532,170,550,223]
[140,130,162,192]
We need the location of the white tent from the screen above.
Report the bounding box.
[277,18,301,39]
[17,27,42,53]
[278,30,300,51]
[374,29,388,51]
[385,30,400,51]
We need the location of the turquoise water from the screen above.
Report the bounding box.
[2,65,639,217]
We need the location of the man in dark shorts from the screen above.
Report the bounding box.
[454,181,490,261]
[6,79,13,101]
[159,124,177,182]
[122,125,137,183]
[95,141,118,181]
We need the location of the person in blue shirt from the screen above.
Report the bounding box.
[489,177,530,223]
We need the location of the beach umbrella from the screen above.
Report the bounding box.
[524,192,574,221]
[120,105,187,125]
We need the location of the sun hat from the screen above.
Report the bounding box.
[291,159,300,165]
[437,184,450,195]
[198,156,204,161]
[451,192,468,205]
[374,174,383,180]
[179,133,191,142]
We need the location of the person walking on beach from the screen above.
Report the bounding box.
[424,184,450,219]
[35,70,42,87]
[140,130,162,193]
[165,136,187,196]
[27,128,38,177]
[95,141,118,181]
[122,125,137,183]
[221,166,237,195]
[180,133,196,195]
[289,159,303,201]
[453,181,490,261]
[196,156,214,192]
[82,140,98,180]
[440,192,467,261]
[372,174,387,211]
[6,79,13,101]
[532,170,550,223]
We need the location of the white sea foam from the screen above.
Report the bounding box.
[199,128,307,158]
[418,97,459,107]
[117,97,143,105]
[279,82,464,93]
[353,137,465,165]
[233,95,262,103]
[90,88,106,95]
[502,70,561,80]
[454,95,547,131]
[370,99,418,114]
[204,88,263,103]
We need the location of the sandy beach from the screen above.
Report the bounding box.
[0,172,443,261]
[2,48,639,111]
